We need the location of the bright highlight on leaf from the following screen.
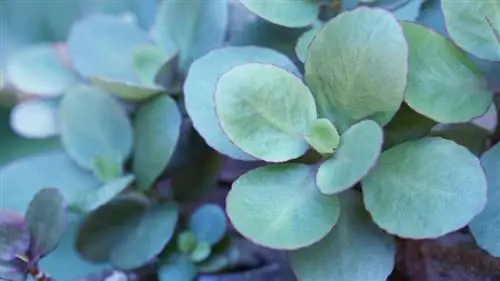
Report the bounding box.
[316,120,383,195]
[238,0,320,28]
[306,7,408,131]
[227,164,341,250]
[402,22,493,123]
[305,118,340,155]
[362,137,487,238]
[215,63,317,162]
[10,99,60,139]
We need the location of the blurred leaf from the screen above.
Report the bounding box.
[153,0,229,72]
[111,202,179,270]
[295,25,322,63]
[91,77,164,101]
[305,118,340,155]
[238,0,319,28]
[190,242,211,263]
[177,231,197,254]
[133,95,181,191]
[190,204,227,246]
[428,123,490,156]
[91,154,124,182]
[25,188,66,257]
[61,85,133,171]
[366,0,423,21]
[159,254,197,281]
[133,44,175,87]
[10,99,60,139]
[342,0,359,10]
[0,211,30,260]
[7,44,76,96]
[71,174,135,213]
[0,259,26,281]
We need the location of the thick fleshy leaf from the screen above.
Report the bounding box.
[133,44,173,87]
[71,174,135,213]
[290,191,396,281]
[362,137,487,238]
[10,99,60,139]
[7,44,76,96]
[152,0,228,72]
[111,202,178,270]
[91,77,163,101]
[61,85,133,171]
[470,143,500,257]
[215,63,317,162]
[227,164,340,250]
[442,0,500,62]
[238,0,319,28]
[158,254,197,281]
[76,194,148,262]
[67,14,150,82]
[402,22,492,123]
[316,120,383,195]
[189,204,227,246]
[305,118,340,155]
[25,188,66,257]
[306,7,408,131]
[177,231,197,254]
[0,211,29,260]
[295,25,321,63]
[133,95,181,191]
[184,46,299,161]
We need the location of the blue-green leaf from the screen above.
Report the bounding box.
[295,25,322,63]
[91,77,164,101]
[133,44,175,87]
[0,211,29,260]
[238,0,320,28]
[189,204,227,246]
[158,254,197,281]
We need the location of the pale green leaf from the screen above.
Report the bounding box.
[189,204,227,246]
[295,25,321,63]
[133,44,174,87]
[215,63,317,162]
[227,164,340,250]
[238,0,320,28]
[362,137,487,238]
[305,118,340,155]
[177,231,197,254]
[190,242,211,263]
[91,76,164,101]
[91,154,124,182]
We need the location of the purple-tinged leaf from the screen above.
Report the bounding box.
[0,211,30,260]
[0,259,27,281]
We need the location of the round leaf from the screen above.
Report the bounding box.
[290,191,396,281]
[26,188,66,257]
[295,25,321,63]
[305,118,340,155]
[189,204,227,246]
[177,231,197,253]
[61,85,133,170]
[158,254,197,281]
[470,143,500,257]
[190,242,211,263]
[133,95,181,191]
[227,164,341,250]
[306,7,408,131]
[362,137,487,238]
[215,63,317,162]
[184,46,300,161]
[0,211,29,260]
[10,99,60,139]
[238,0,319,28]
[111,202,179,269]
[7,44,76,96]
[316,120,383,195]
[91,77,163,101]
[402,22,493,123]
[442,0,500,61]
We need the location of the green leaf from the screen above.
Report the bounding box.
[61,85,133,171]
[227,164,340,250]
[305,7,408,131]
[442,0,500,61]
[189,204,227,246]
[290,191,396,281]
[91,76,164,101]
[184,46,299,161]
[159,254,197,281]
[152,0,228,72]
[469,143,500,257]
[25,188,66,257]
[177,231,197,254]
[7,43,76,96]
[91,154,124,182]
[305,118,340,155]
[67,14,149,82]
[295,25,321,63]
[316,120,383,195]
[76,194,148,262]
[111,202,179,270]
[215,63,317,162]
[238,0,320,28]
[362,137,487,238]
[133,44,174,87]
[0,211,29,260]
[190,242,211,263]
[71,174,135,213]
[402,22,493,123]
[133,95,181,191]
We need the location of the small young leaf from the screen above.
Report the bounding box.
[305,118,340,155]
[183,46,299,161]
[227,164,340,250]
[61,85,133,171]
[177,231,197,254]
[133,44,174,87]
[0,259,26,281]
[91,77,164,101]
[295,25,321,63]
[362,137,487,238]
[470,143,500,257]
[158,254,197,281]
[290,191,396,281]
[91,154,123,182]
[306,7,408,131]
[316,120,383,195]
[190,242,211,263]
[238,0,320,28]
[0,211,30,260]
[111,202,179,270]
[189,204,227,246]
[10,99,60,139]
[215,63,317,162]
[402,22,493,123]
[25,188,66,257]
[133,95,181,191]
